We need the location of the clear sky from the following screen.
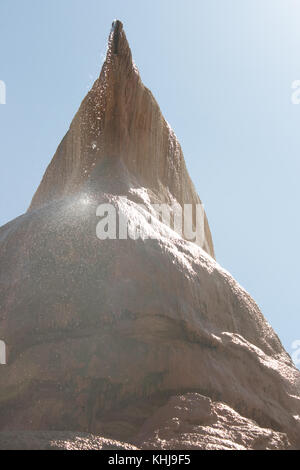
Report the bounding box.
[0,0,299,358]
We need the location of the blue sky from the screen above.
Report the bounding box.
[0,0,299,357]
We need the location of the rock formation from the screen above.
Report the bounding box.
[0,20,299,450]
[28,20,214,258]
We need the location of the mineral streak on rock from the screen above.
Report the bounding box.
[0,21,299,450]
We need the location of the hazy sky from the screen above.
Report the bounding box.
[0,0,299,357]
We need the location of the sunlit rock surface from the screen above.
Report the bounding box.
[0,21,299,450]
[0,431,138,450]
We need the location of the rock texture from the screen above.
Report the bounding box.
[0,431,138,450]
[0,21,299,450]
[135,393,291,450]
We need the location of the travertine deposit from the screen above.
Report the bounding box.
[0,21,299,450]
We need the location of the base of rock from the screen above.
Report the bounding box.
[0,431,138,450]
[0,393,292,450]
[134,393,291,450]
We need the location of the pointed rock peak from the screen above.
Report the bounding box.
[110,20,123,54]
[107,19,128,60]
[27,21,215,258]
[102,19,138,78]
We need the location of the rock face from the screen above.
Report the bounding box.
[135,393,291,450]
[0,21,299,450]
[0,431,138,450]
[28,20,214,258]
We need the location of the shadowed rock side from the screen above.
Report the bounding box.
[0,21,299,450]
